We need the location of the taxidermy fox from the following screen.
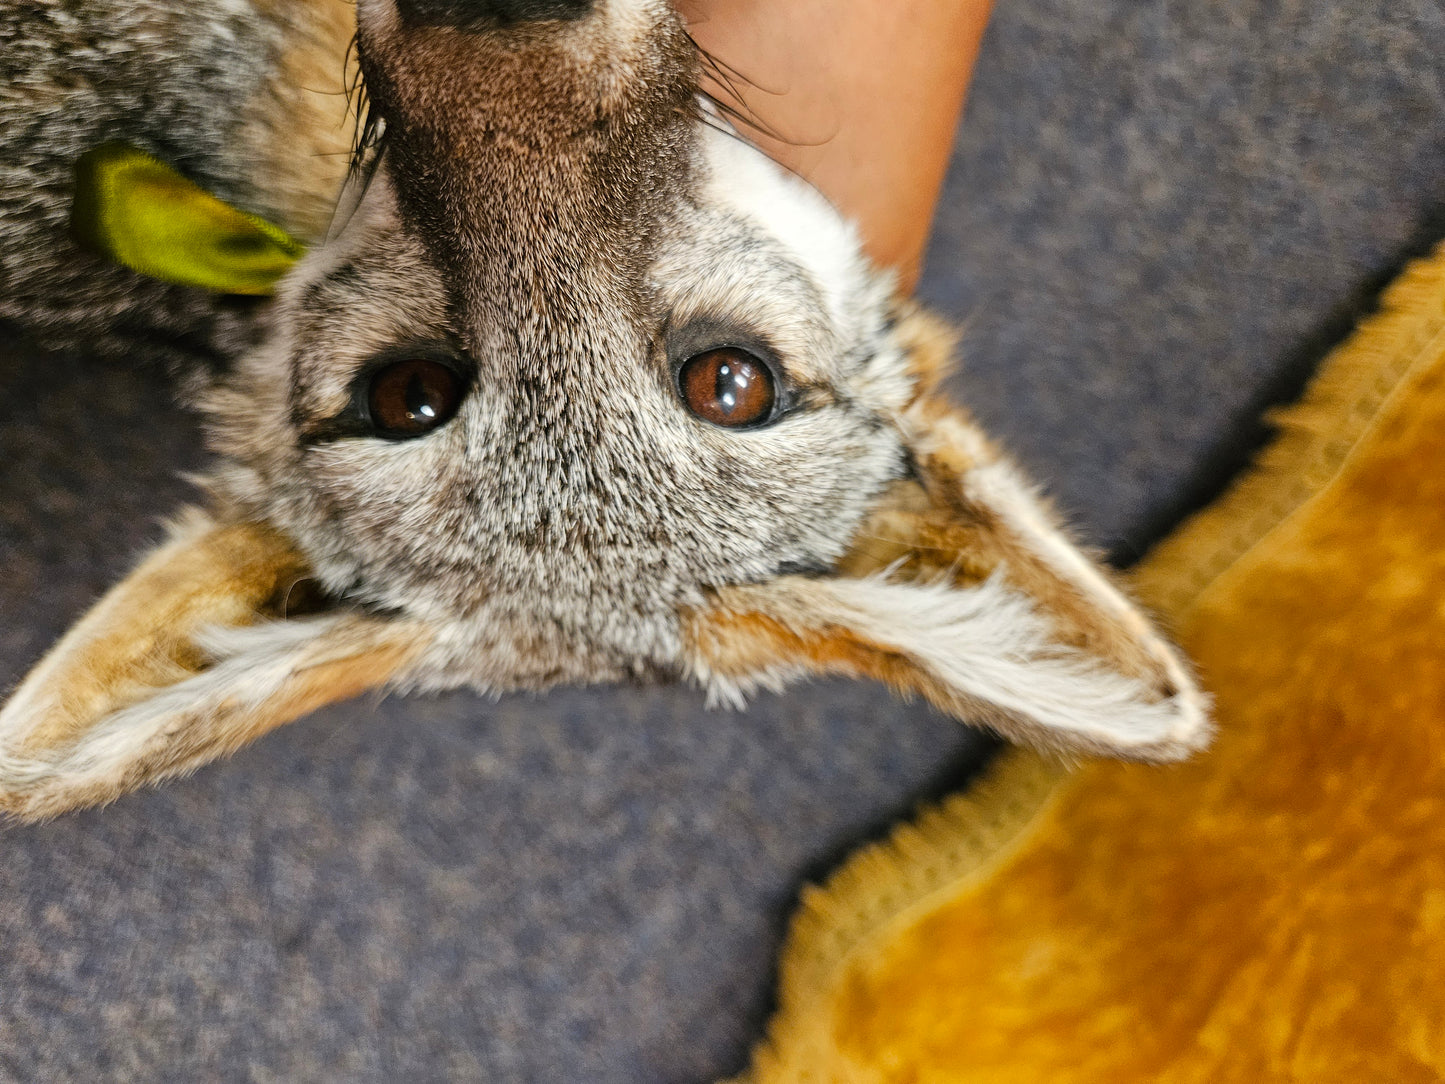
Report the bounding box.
[0,0,1210,820]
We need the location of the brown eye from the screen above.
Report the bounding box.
[678,348,776,428]
[367,358,464,438]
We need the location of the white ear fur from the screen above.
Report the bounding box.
[0,512,427,821]
[683,387,1212,762]
[687,572,1207,761]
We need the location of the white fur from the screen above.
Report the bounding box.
[964,460,1210,749]
[697,573,1202,755]
[0,620,325,792]
[698,123,874,334]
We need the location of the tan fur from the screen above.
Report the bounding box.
[686,591,981,725]
[903,390,1181,692]
[686,350,1204,757]
[2,618,425,822]
[261,628,420,728]
[892,301,962,404]
[0,512,428,820]
[5,514,310,758]
[689,599,903,684]
[834,484,999,585]
[238,0,360,240]
[91,618,425,803]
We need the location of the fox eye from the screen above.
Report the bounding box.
[367,358,464,438]
[678,348,777,428]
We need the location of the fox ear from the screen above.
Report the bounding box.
[684,318,1210,761]
[0,511,428,821]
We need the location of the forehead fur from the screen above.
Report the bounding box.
[695,124,881,335]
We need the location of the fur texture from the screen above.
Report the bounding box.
[0,0,1208,818]
[735,241,1445,1084]
[0,0,356,370]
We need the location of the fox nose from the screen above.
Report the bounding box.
[396,0,593,26]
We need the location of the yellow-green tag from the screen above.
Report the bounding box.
[72,143,305,296]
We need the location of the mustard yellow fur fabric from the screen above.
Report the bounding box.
[735,243,1445,1083]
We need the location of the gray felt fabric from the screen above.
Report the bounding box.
[2,1,1443,1079]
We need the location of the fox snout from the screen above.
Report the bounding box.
[356,0,695,322]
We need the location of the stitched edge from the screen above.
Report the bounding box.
[731,749,1065,1084]
[730,239,1445,1084]
[1132,241,1445,618]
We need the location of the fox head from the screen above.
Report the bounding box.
[0,0,1209,820]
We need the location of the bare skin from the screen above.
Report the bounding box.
[678,0,993,287]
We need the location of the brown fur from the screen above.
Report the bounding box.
[0,510,428,820]
[687,595,1024,747]
[9,515,310,758]
[688,360,1197,744]
[892,300,961,404]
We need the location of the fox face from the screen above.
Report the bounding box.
[216,113,906,689]
[0,0,1210,820]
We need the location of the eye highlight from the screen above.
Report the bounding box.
[678,348,777,429]
[367,357,464,438]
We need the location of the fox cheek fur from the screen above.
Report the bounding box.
[0,0,1210,820]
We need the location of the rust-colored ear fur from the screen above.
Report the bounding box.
[0,511,427,821]
[685,311,1210,762]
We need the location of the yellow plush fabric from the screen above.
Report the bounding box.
[735,242,1445,1083]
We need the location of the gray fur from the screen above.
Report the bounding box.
[209,145,906,690]
[138,0,905,696]
[0,0,342,368]
[0,0,904,691]
[1,0,1206,816]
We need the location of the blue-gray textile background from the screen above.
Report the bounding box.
[2,1,1443,1079]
